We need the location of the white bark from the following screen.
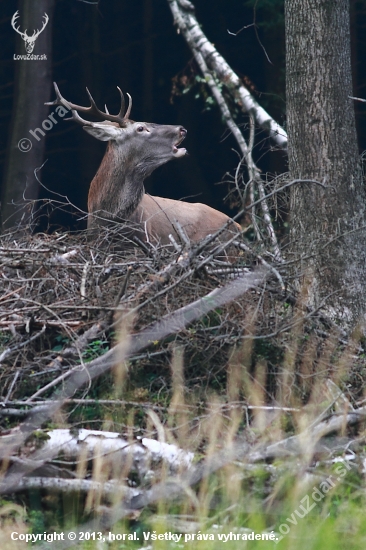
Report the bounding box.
[168,0,287,150]
[16,477,141,498]
[38,429,194,475]
[168,1,283,259]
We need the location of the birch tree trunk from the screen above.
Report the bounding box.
[285,0,366,325]
[167,0,288,150]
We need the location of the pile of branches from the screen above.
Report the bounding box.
[0,222,292,406]
[1,224,366,541]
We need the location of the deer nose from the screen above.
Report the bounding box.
[179,127,187,138]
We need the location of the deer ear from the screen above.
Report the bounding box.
[83,124,121,142]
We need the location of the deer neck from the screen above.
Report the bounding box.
[88,142,146,221]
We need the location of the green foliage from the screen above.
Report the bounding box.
[200,308,223,330]
[254,338,283,365]
[52,334,70,352]
[52,335,110,359]
[184,75,221,112]
[82,338,110,362]
[25,431,51,448]
[28,509,46,535]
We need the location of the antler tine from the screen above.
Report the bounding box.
[45,82,94,114]
[45,83,67,108]
[43,84,93,127]
[85,87,108,118]
[33,13,49,38]
[67,109,96,127]
[123,91,133,120]
[116,87,126,119]
[82,86,130,126]
[11,11,19,27]
[45,82,132,127]
[83,86,131,127]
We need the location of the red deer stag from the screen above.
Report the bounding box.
[47,83,241,245]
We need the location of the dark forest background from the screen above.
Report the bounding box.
[1,0,366,230]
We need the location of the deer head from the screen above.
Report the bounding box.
[47,83,187,225]
[46,82,240,246]
[11,11,49,54]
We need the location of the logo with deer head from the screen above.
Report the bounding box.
[11,10,49,54]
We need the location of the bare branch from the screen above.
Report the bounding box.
[168,0,287,149]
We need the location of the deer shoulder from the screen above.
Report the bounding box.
[46,83,240,246]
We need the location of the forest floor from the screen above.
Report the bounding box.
[1,226,366,549]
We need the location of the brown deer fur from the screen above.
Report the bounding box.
[47,83,241,246]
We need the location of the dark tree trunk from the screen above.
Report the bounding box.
[78,6,102,214]
[2,0,55,230]
[285,0,366,325]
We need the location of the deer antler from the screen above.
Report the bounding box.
[11,11,49,39]
[11,11,26,38]
[32,13,49,39]
[46,82,132,128]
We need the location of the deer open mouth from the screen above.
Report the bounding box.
[173,141,183,152]
[173,144,187,157]
[173,131,187,156]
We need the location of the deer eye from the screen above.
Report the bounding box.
[137,126,144,132]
